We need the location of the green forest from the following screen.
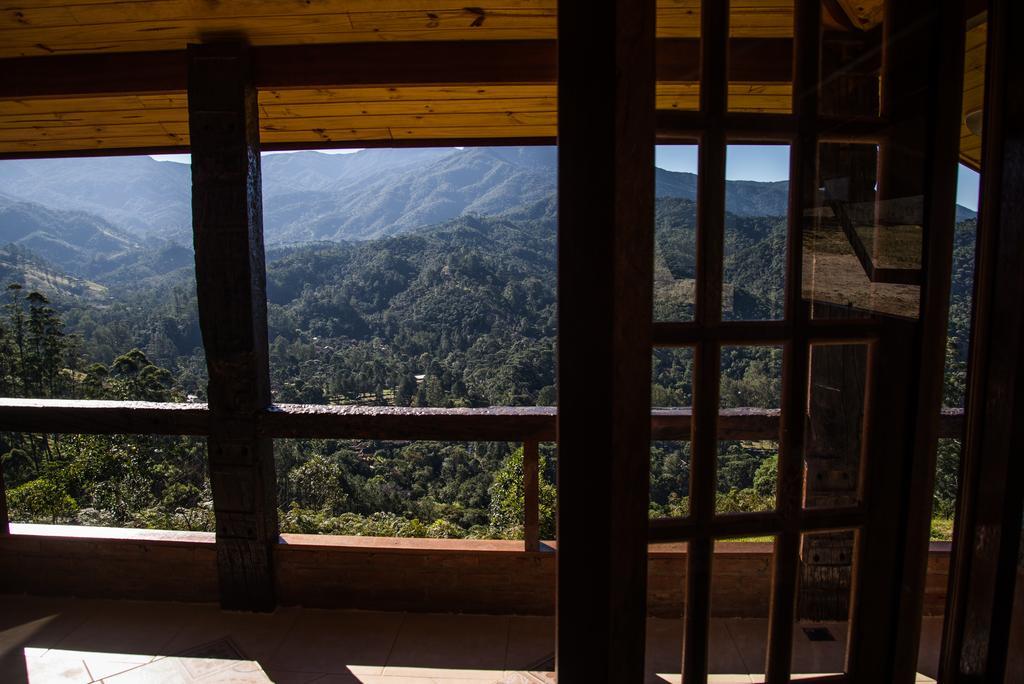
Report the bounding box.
[0,194,975,541]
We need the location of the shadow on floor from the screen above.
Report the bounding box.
[0,594,941,683]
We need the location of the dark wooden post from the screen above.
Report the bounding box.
[556,0,655,680]
[0,460,9,534]
[188,42,279,612]
[941,0,1024,679]
[523,440,540,552]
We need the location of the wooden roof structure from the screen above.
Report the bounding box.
[0,0,984,166]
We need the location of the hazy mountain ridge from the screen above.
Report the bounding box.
[0,147,978,291]
[0,147,839,247]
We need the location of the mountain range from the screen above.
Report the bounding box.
[0,146,975,286]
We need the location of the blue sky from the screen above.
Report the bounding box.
[655,144,981,212]
[154,144,981,212]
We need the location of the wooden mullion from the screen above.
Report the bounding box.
[188,42,278,612]
[765,0,819,680]
[941,0,1024,678]
[890,0,968,679]
[682,1,728,682]
[556,0,656,680]
[523,440,540,552]
[0,461,8,535]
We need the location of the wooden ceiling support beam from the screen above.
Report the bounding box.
[555,0,655,679]
[0,38,792,100]
[188,42,279,612]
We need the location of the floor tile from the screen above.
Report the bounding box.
[382,613,509,680]
[708,619,748,675]
[163,606,300,665]
[790,621,847,675]
[265,609,405,676]
[503,617,553,672]
[19,653,92,684]
[51,600,194,657]
[260,670,327,683]
[0,596,93,657]
[644,617,683,681]
[101,655,271,683]
[43,648,155,681]
[916,616,943,680]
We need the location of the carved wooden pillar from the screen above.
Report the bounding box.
[188,42,279,611]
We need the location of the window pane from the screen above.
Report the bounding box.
[804,343,868,510]
[719,345,781,514]
[729,0,793,113]
[723,145,789,321]
[793,530,854,676]
[708,537,776,680]
[654,144,700,322]
[651,347,693,518]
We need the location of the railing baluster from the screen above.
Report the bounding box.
[523,440,540,552]
[0,455,9,535]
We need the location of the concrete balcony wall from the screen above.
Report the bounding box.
[0,524,952,617]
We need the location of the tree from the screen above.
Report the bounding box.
[7,478,78,524]
[488,447,556,539]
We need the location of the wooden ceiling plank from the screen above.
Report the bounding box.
[0,133,189,151]
[346,8,555,31]
[2,0,557,29]
[0,94,186,116]
[259,110,556,132]
[258,97,557,118]
[0,120,187,142]
[259,84,557,105]
[0,107,188,127]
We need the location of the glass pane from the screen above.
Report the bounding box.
[719,345,782,513]
[803,141,923,320]
[729,0,793,113]
[708,537,776,680]
[654,144,699,322]
[655,0,700,113]
[651,347,693,518]
[819,2,882,118]
[2,431,210,531]
[804,343,868,510]
[0,156,205,402]
[793,530,854,676]
[723,145,789,321]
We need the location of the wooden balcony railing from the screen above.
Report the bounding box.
[0,399,965,549]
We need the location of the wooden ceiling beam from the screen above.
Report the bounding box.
[0,37,793,100]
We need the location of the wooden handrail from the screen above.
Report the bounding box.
[0,398,966,440]
[0,399,965,548]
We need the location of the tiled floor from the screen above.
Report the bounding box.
[0,595,942,683]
